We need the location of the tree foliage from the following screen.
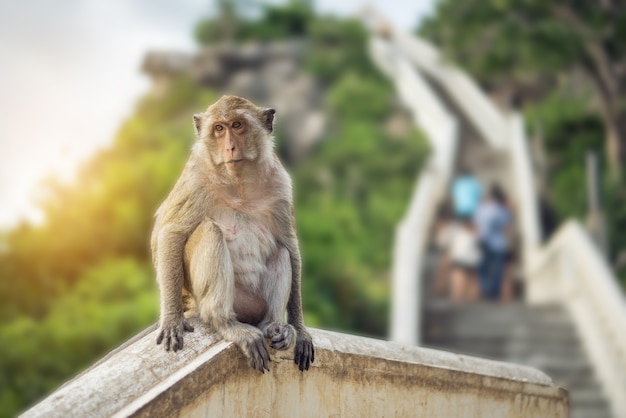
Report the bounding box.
[195,0,314,44]
[0,259,157,415]
[421,0,626,181]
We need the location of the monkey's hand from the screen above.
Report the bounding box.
[294,329,315,371]
[262,322,296,350]
[156,314,194,352]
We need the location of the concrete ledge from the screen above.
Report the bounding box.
[21,318,568,417]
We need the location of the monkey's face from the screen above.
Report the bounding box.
[194,96,275,174]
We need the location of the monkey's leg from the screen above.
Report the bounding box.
[186,221,270,372]
[258,246,296,350]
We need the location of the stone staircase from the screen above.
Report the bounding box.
[423,298,613,418]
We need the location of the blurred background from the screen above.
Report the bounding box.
[1,0,625,417]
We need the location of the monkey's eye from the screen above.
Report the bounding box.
[214,124,224,132]
[232,121,242,129]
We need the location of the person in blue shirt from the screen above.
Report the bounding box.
[451,168,483,218]
[474,184,511,300]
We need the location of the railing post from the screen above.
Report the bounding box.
[369,36,457,345]
[507,112,541,274]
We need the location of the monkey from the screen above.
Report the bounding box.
[151,95,314,373]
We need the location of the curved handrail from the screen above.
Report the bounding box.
[528,221,626,416]
[369,35,457,345]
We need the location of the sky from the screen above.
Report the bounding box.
[0,0,435,228]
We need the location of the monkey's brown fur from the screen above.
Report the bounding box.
[151,95,314,372]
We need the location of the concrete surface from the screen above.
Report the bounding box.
[21,318,568,417]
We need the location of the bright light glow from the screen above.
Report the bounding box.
[0,0,433,228]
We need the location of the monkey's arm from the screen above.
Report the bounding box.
[154,225,194,351]
[279,204,315,371]
[153,176,205,352]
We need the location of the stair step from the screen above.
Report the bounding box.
[422,301,614,417]
[570,409,613,418]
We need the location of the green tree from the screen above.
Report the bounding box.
[421,0,626,182]
[295,69,427,334]
[306,16,380,84]
[195,0,314,44]
[0,259,157,418]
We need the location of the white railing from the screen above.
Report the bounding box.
[392,32,542,266]
[389,162,445,345]
[528,221,626,417]
[393,31,508,150]
[507,113,542,268]
[369,36,457,345]
[359,6,506,151]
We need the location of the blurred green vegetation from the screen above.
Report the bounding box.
[0,2,426,416]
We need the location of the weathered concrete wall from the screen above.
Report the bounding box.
[21,319,568,418]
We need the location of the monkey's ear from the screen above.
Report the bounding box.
[193,114,203,136]
[263,108,276,133]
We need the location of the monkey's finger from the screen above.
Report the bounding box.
[156,331,164,345]
[271,329,287,343]
[298,346,310,371]
[173,334,183,352]
[303,343,314,370]
[262,351,270,372]
[249,357,259,372]
[256,343,270,372]
[298,351,307,371]
[295,340,312,371]
[183,322,194,332]
[310,345,315,364]
[256,339,271,372]
[271,339,286,350]
[250,352,263,373]
[246,343,261,372]
[294,340,305,364]
[272,331,292,350]
[270,333,284,349]
[165,334,172,352]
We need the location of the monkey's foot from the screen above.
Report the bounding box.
[232,325,271,373]
[262,322,295,350]
[294,330,315,372]
[156,315,195,352]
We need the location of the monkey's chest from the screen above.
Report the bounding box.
[215,210,276,276]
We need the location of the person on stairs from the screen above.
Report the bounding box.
[474,184,511,300]
[447,215,481,301]
[450,166,483,219]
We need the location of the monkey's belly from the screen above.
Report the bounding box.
[219,212,277,288]
[233,283,267,325]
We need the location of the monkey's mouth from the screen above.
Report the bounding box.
[225,159,243,164]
